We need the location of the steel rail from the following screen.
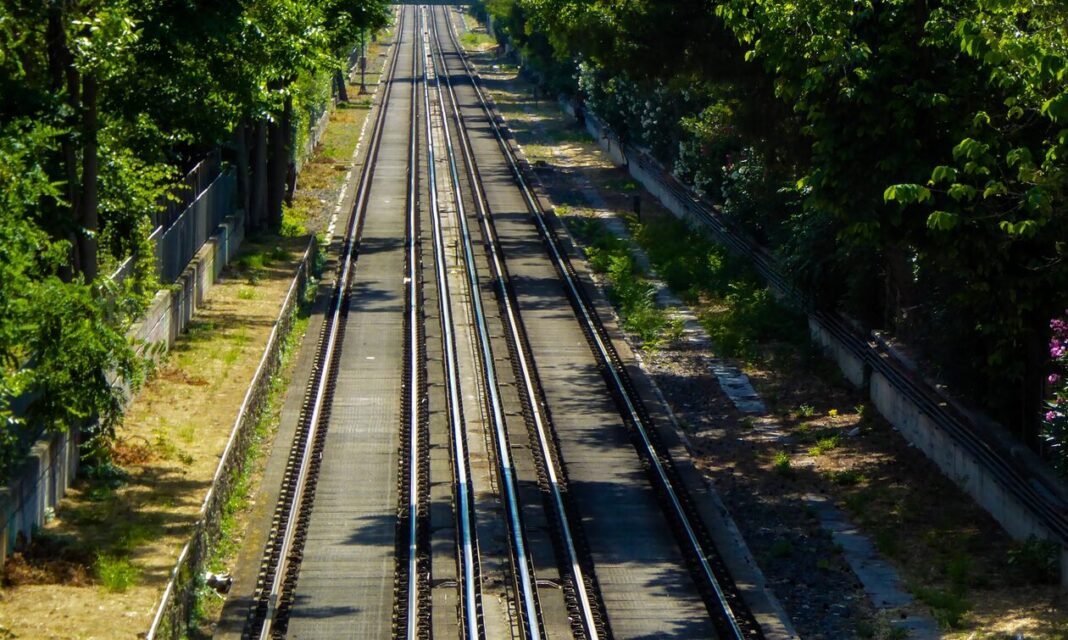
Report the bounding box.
[438,7,755,639]
[418,8,482,639]
[404,2,423,636]
[250,7,407,638]
[425,10,545,640]
[428,7,603,639]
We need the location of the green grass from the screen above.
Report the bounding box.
[829,468,868,486]
[190,302,312,630]
[629,215,805,360]
[95,553,141,592]
[566,216,682,349]
[460,31,496,50]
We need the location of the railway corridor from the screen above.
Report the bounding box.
[240,4,761,639]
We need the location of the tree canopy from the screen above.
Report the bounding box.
[479,0,1068,448]
[0,0,389,478]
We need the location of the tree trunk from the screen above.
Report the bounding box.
[250,119,268,233]
[234,122,251,225]
[47,5,80,280]
[78,72,99,282]
[884,243,915,335]
[266,110,286,231]
[283,94,295,207]
[1022,309,1053,447]
[335,68,349,103]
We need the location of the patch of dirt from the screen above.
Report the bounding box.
[2,535,93,588]
[111,437,157,466]
[155,365,209,386]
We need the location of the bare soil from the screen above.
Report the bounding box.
[459,18,1068,638]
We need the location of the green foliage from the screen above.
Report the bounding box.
[1006,536,1060,584]
[482,0,1068,442]
[568,217,681,349]
[912,584,970,629]
[0,0,390,475]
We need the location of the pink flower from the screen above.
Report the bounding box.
[1051,374,1062,384]
[1047,411,1058,422]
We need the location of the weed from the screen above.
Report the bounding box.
[738,416,755,429]
[1007,535,1059,584]
[797,404,816,418]
[875,529,902,558]
[770,537,793,558]
[460,31,495,50]
[830,469,868,486]
[114,516,164,552]
[773,450,792,474]
[237,286,256,301]
[235,253,265,272]
[575,218,680,349]
[946,552,972,593]
[269,245,289,262]
[808,435,840,456]
[886,626,909,640]
[94,554,140,592]
[178,424,197,444]
[152,429,180,461]
[606,178,640,193]
[913,584,970,628]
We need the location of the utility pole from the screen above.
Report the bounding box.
[359,29,367,95]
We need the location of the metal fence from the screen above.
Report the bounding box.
[154,154,223,230]
[154,170,236,284]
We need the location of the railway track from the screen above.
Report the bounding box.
[430,6,762,639]
[241,4,765,638]
[243,6,409,637]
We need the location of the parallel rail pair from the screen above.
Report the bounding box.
[245,3,762,638]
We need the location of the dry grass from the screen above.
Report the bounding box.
[0,236,305,639]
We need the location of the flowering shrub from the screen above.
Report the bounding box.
[1043,314,1068,474]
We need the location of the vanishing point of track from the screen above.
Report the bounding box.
[243,4,764,639]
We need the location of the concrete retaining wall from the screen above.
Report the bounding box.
[0,210,246,565]
[577,108,1068,583]
[130,211,245,354]
[0,430,80,562]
